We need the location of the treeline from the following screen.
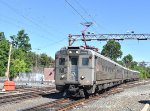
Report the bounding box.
[101,40,150,79]
[0,30,54,79]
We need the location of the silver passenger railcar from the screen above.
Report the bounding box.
[55,46,139,97]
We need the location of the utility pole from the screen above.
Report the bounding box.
[35,48,40,73]
[6,41,12,81]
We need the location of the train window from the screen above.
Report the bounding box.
[59,68,64,73]
[117,70,119,73]
[82,58,89,65]
[109,68,110,72]
[71,58,78,65]
[102,66,104,71]
[95,56,98,59]
[105,66,107,72]
[59,58,65,65]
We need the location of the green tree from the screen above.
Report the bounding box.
[146,67,150,78]
[134,66,148,79]
[122,54,133,68]
[10,48,32,75]
[130,61,138,69]
[11,48,26,60]
[39,53,54,67]
[0,38,9,76]
[10,30,31,52]
[9,30,32,78]
[101,40,122,61]
[10,59,27,78]
[0,32,5,40]
[26,52,54,69]
[117,60,124,66]
[26,52,37,71]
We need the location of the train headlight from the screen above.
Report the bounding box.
[69,51,72,54]
[80,75,85,80]
[76,51,79,54]
[61,75,65,79]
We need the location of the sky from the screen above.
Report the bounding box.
[0,0,150,62]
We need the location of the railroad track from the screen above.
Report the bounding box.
[0,87,56,106]
[21,87,123,111]
[0,87,55,96]
[21,80,150,111]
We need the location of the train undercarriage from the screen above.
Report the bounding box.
[56,80,129,98]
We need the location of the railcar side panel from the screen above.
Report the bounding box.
[55,54,69,85]
[78,54,94,85]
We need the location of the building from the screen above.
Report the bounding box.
[44,68,55,81]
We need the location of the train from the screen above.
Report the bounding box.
[55,46,139,97]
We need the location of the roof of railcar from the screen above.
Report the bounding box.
[85,48,140,73]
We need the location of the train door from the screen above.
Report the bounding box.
[69,57,78,81]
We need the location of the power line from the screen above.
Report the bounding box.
[0,13,68,50]
[0,0,60,43]
[65,0,87,22]
[17,7,67,36]
[0,16,53,42]
[38,37,68,49]
[0,15,67,53]
[65,0,101,35]
[74,0,107,32]
[0,0,69,49]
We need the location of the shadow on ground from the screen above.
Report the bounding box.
[138,100,150,104]
[42,92,64,99]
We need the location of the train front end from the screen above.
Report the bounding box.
[55,46,95,97]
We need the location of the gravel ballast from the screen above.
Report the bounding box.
[0,91,62,111]
[0,81,150,111]
[74,81,150,111]
[0,97,55,111]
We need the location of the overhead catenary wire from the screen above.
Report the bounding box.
[65,0,87,22]
[37,37,68,49]
[0,0,63,43]
[0,15,67,52]
[74,0,108,32]
[0,15,61,45]
[17,7,67,36]
[0,0,69,49]
[0,16,67,56]
[1,17,67,51]
[65,0,103,35]
[65,0,107,43]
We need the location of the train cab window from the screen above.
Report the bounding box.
[95,56,98,59]
[59,58,65,65]
[105,66,107,72]
[82,58,89,65]
[71,58,78,65]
